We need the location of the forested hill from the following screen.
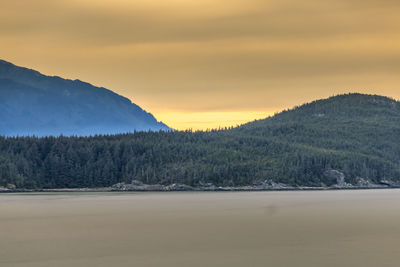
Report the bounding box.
[1,93,400,189]
[0,59,170,136]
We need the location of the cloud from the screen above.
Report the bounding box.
[1,0,400,129]
[2,0,399,44]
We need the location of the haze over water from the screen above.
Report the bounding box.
[1,190,400,267]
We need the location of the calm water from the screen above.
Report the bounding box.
[1,190,400,267]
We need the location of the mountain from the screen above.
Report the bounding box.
[0,59,170,136]
[1,93,400,189]
[232,93,400,184]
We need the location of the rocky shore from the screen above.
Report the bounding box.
[108,170,400,191]
[109,177,394,192]
[1,170,399,193]
[0,183,396,193]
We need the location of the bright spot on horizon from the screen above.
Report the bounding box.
[154,110,275,130]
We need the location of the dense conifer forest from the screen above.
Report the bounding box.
[1,93,400,189]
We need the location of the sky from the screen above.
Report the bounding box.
[1,0,400,130]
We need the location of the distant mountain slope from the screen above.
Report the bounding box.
[230,93,400,184]
[1,93,400,189]
[0,59,170,136]
[236,93,400,163]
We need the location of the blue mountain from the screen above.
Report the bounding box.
[0,59,170,136]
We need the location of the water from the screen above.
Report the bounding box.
[1,190,400,267]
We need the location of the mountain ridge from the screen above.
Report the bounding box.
[1,92,400,189]
[0,59,170,136]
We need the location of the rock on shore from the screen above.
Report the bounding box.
[111,179,294,191]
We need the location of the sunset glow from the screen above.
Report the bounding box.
[2,0,400,129]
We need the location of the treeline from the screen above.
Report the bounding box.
[1,93,400,189]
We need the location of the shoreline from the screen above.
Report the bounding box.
[1,185,399,193]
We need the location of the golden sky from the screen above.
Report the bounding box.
[1,0,400,130]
